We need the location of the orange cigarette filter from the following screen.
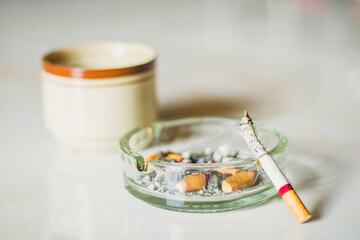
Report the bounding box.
[167,153,184,161]
[280,186,312,223]
[145,153,160,162]
[221,170,256,193]
[176,174,207,193]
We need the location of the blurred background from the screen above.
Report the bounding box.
[1,0,359,119]
[0,0,359,239]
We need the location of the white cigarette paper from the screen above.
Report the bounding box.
[239,114,289,191]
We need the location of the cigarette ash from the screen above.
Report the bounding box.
[137,145,260,197]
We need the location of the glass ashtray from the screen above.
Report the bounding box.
[119,117,287,213]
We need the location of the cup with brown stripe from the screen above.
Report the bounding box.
[42,41,158,154]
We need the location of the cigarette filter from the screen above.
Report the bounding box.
[222,170,257,193]
[176,174,207,193]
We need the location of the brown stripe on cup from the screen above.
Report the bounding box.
[43,57,155,79]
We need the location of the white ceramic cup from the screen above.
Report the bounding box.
[42,42,158,154]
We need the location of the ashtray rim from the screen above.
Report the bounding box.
[119,116,288,171]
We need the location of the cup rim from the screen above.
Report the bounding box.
[42,41,156,79]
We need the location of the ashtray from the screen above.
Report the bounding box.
[119,117,288,213]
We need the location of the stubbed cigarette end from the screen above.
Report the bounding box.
[221,171,256,193]
[176,174,207,193]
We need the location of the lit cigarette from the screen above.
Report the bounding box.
[239,111,311,223]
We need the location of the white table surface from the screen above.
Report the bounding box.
[1,1,360,239]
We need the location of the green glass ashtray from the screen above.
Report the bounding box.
[119,117,287,213]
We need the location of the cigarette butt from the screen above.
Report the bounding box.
[222,171,256,193]
[167,153,184,161]
[282,190,312,223]
[145,153,159,162]
[176,174,206,193]
[216,168,241,175]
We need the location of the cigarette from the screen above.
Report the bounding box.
[221,170,257,193]
[176,174,207,193]
[239,111,311,223]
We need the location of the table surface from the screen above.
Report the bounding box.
[1,1,360,239]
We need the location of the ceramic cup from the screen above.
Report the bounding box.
[42,42,158,154]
